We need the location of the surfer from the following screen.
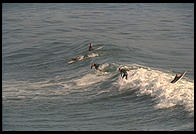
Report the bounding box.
[89,43,94,51]
[70,54,88,63]
[69,53,99,64]
[91,63,101,71]
[170,71,186,83]
[119,68,128,80]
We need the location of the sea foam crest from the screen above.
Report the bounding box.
[74,72,110,87]
[2,78,75,100]
[117,66,194,115]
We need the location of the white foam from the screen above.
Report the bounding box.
[2,78,76,100]
[116,67,194,114]
[74,72,110,87]
[2,70,110,101]
[98,63,109,70]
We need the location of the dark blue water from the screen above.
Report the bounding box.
[2,3,194,131]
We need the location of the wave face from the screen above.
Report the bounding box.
[2,3,194,131]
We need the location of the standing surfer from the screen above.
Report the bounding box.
[119,68,128,80]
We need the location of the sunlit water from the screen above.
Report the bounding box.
[2,3,194,131]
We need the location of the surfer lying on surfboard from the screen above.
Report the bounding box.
[68,54,88,64]
[68,53,100,64]
[170,71,186,83]
[73,55,88,61]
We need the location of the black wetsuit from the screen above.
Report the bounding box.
[89,46,94,51]
[72,58,78,61]
[93,64,99,70]
[170,74,181,83]
[120,69,128,80]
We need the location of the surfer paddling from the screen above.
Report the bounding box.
[119,68,128,80]
[89,43,94,51]
[69,54,88,63]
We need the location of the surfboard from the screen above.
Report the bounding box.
[68,60,75,64]
[68,55,85,64]
[95,46,103,50]
[170,71,186,83]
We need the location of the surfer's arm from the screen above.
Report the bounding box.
[171,74,180,83]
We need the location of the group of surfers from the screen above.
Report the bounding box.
[71,43,185,83]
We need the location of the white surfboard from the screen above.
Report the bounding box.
[68,60,75,64]
[95,46,103,50]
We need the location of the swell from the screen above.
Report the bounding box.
[2,40,194,116]
[3,62,194,117]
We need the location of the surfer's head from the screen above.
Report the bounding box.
[91,63,95,69]
[72,58,77,61]
[90,43,93,47]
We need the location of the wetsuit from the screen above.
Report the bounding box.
[89,44,94,51]
[72,58,78,62]
[120,69,128,80]
[170,74,182,83]
[91,63,100,70]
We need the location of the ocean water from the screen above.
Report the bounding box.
[2,3,194,131]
